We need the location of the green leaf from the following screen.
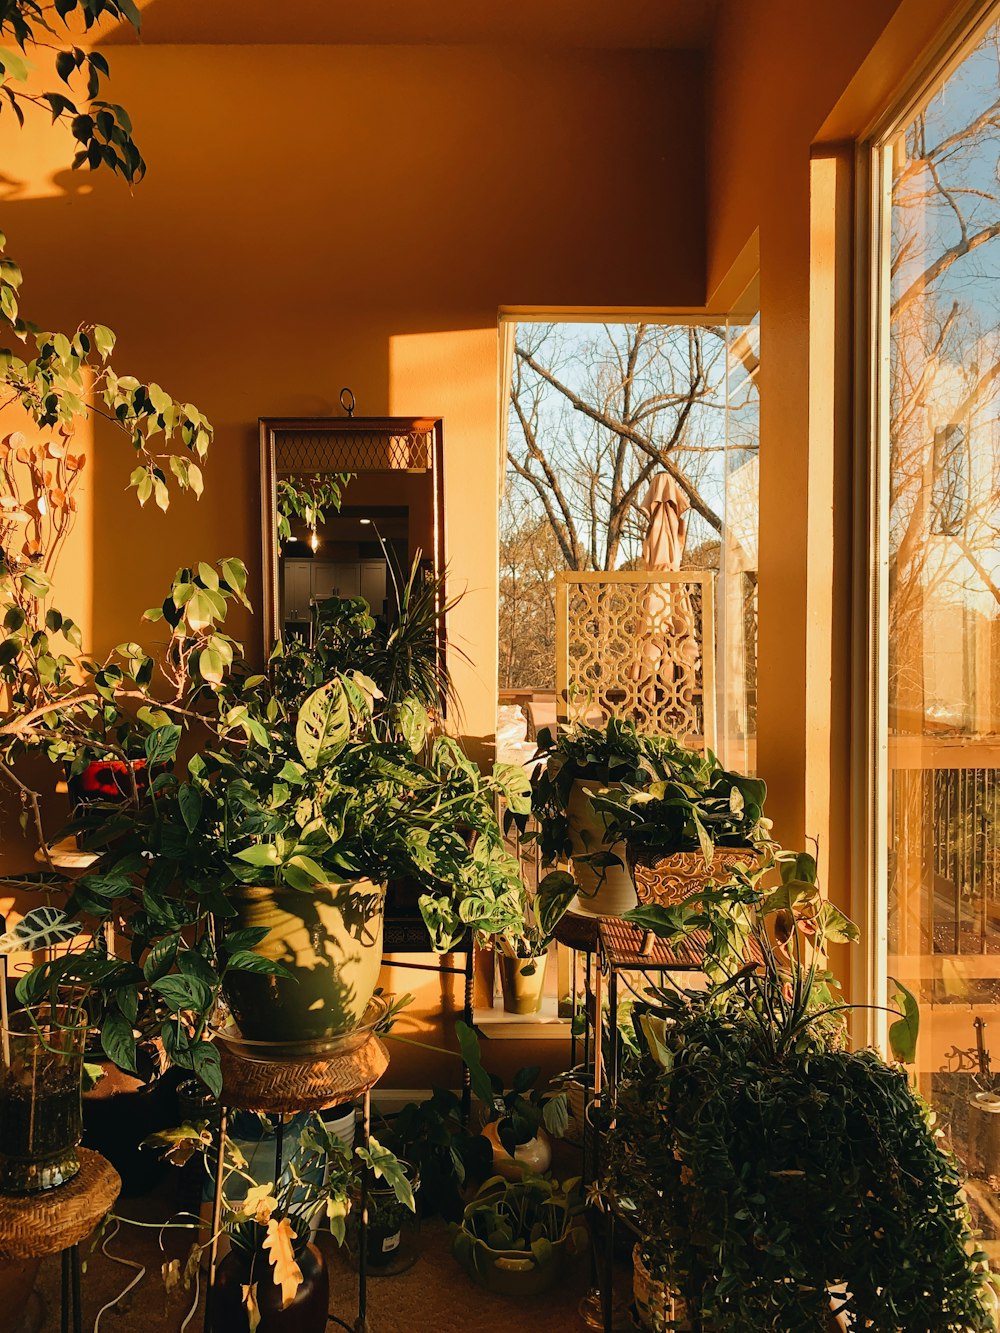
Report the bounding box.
[178,784,202,833]
[0,47,31,84]
[296,680,350,770]
[0,906,80,955]
[234,844,280,868]
[191,1042,221,1097]
[535,871,576,937]
[152,973,213,1016]
[888,977,920,1065]
[101,1008,138,1075]
[357,1138,415,1212]
[220,557,247,597]
[455,1019,495,1107]
[92,323,115,358]
[224,952,293,978]
[143,935,179,983]
[145,724,180,767]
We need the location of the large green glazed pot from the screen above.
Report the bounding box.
[223,881,386,1043]
[452,1190,587,1297]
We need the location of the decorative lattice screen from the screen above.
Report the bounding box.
[555,570,716,750]
[274,427,434,474]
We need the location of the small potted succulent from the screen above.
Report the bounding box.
[457,1020,567,1178]
[451,1175,588,1297]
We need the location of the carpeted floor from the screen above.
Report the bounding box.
[19,1184,607,1332]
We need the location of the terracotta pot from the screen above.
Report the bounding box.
[498,953,547,1014]
[206,1241,328,1333]
[481,1121,551,1179]
[566,780,636,918]
[222,881,385,1042]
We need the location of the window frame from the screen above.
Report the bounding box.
[855,0,1000,1048]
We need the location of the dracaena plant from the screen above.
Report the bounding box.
[605,855,997,1332]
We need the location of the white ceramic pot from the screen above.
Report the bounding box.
[565,779,636,918]
[321,1103,357,1152]
[481,1122,552,1180]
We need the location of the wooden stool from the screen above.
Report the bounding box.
[0,1148,121,1333]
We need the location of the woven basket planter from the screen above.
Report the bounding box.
[628,847,759,907]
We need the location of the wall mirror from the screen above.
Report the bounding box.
[259,414,445,649]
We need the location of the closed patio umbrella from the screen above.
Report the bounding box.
[633,473,699,719]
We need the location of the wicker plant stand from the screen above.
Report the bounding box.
[208,1030,390,1333]
[0,1147,121,1333]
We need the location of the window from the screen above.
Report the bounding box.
[870,2,1000,1253]
[499,318,760,768]
[490,315,760,1026]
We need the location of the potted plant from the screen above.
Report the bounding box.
[588,751,770,909]
[346,1158,422,1275]
[381,1086,492,1222]
[0,999,88,1193]
[6,561,530,1073]
[524,720,717,922]
[456,1019,568,1179]
[147,1113,414,1332]
[451,1175,588,1297]
[605,854,998,1332]
[496,928,549,1015]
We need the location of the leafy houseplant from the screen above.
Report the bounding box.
[457,1020,568,1176]
[605,856,997,1332]
[529,721,769,931]
[451,1175,588,1298]
[381,1086,492,1222]
[149,1114,414,1330]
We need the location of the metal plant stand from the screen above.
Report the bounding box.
[206,1018,391,1333]
[594,916,722,1333]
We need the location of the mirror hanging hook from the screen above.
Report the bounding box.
[339,387,356,418]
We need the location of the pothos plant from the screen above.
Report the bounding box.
[523,719,707,868]
[604,854,997,1332]
[6,580,533,1090]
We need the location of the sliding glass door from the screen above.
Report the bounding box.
[870,2,1000,1252]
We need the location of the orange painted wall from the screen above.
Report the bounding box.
[705,0,969,935]
[0,39,705,1084]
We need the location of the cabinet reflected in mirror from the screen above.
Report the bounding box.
[259,416,444,648]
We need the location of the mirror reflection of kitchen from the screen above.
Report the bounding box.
[278,472,431,641]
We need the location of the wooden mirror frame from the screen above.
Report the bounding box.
[259,414,446,648]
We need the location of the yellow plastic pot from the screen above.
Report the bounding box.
[222,881,385,1043]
